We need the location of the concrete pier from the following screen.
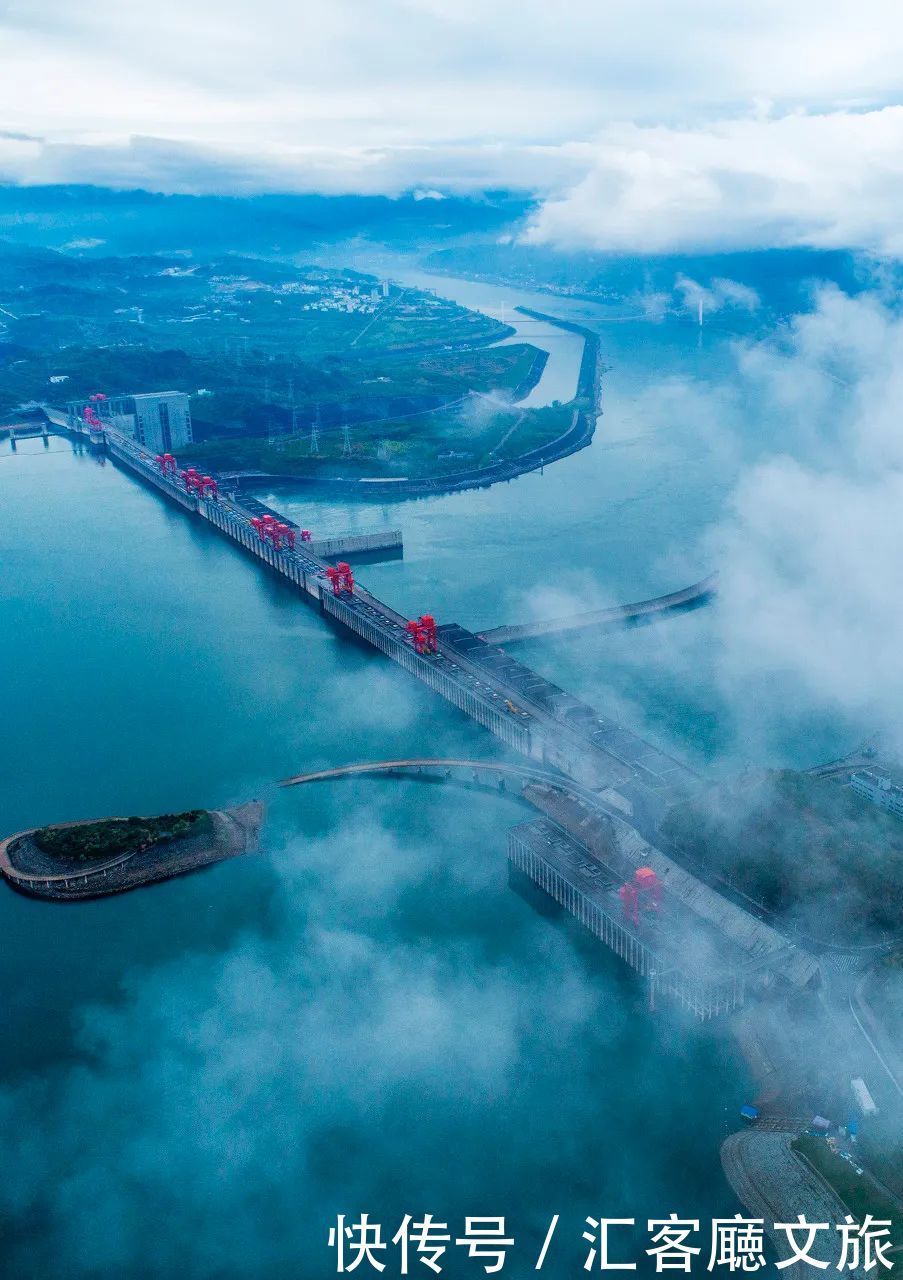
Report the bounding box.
[3,422,49,444]
[480,573,719,645]
[308,529,403,560]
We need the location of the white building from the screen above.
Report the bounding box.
[87,391,193,453]
[850,767,903,819]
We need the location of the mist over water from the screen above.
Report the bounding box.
[3,263,891,1277]
[0,430,747,1278]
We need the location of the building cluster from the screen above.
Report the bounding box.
[204,272,391,316]
[298,282,385,314]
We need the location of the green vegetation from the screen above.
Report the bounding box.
[792,1135,902,1238]
[34,811,211,863]
[0,249,511,417]
[182,401,574,478]
[1,340,539,431]
[0,245,572,476]
[661,769,903,941]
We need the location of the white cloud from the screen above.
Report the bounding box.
[3,1,903,258]
[674,275,761,319]
[522,109,903,256]
[547,286,903,765]
[0,809,615,1276]
[703,288,903,748]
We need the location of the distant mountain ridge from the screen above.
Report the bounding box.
[0,185,533,256]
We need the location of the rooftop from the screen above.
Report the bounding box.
[131,390,189,403]
[851,764,903,791]
[522,783,821,989]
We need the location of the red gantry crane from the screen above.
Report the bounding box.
[406,614,438,655]
[325,561,355,595]
[79,391,109,441]
[618,866,663,927]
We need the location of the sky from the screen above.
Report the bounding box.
[3,0,903,254]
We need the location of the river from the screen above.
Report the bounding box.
[0,264,839,1278]
[386,267,589,408]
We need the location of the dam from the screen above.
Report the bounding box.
[51,406,701,824]
[42,406,819,1016]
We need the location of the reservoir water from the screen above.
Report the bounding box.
[0,269,843,1278]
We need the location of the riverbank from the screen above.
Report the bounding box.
[226,404,592,498]
[508,343,549,401]
[414,259,649,314]
[0,802,264,900]
[721,1129,870,1273]
[221,314,600,499]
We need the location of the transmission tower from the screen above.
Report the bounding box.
[309,403,321,454]
[341,423,352,458]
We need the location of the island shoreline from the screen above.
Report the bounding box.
[0,802,264,901]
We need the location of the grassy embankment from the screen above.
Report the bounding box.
[34,811,211,862]
[218,340,542,425]
[792,1135,902,1237]
[178,342,567,477]
[183,400,573,478]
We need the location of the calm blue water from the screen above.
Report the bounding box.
[0,272,822,1278]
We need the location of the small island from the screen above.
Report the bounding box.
[0,802,264,900]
